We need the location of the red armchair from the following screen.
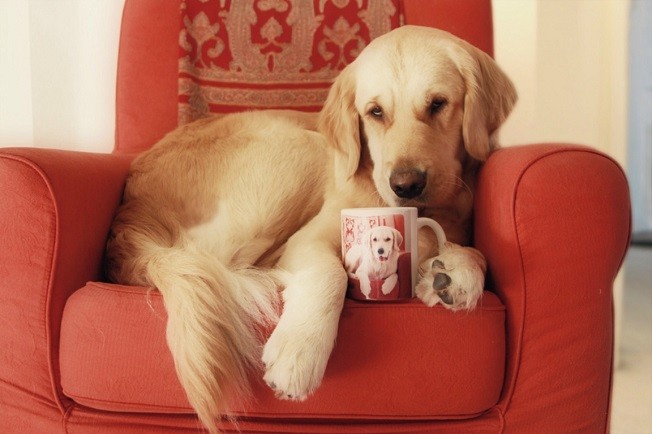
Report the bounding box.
[0,1,630,433]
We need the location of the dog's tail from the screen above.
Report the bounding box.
[106,203,279,433]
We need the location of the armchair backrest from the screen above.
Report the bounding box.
[115,0,493,154]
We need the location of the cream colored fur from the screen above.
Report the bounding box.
[345,226,402,298]
[106,26,516,433]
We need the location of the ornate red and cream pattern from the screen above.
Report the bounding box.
[179,0,403,124]
[342,214,406,254]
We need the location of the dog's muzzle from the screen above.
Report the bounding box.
[377,248,388,261]
[390,169,426,199]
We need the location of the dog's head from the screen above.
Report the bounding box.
[364,226,403,262]
[318,26,517,209]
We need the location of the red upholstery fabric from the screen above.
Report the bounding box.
[179,0,402,123]
[0,149,133,432]
[60,282,505,418]
[115,0,493,153]
[402,0,493,57]
[475,144,631,433]
[115,0,179,154]
[1,143,630,433]
[0,0,631,433]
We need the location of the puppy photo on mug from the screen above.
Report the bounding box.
[342,213,412,300]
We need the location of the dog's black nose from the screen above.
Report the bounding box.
[390,170,427,199]
[378,248,385,255]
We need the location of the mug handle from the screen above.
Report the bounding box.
[416,217,447,252]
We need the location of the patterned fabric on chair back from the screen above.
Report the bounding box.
[115,0,493,153]
[179,0,401,125]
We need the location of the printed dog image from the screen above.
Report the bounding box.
[344,226,403,298]
[105,25,516,432]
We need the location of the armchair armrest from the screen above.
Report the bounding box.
[0,148,133,419]
[475,144,631,433]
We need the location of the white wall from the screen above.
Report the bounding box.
[0,0,125,152]
[493,0,630,166]
[1,0,630,164]
[0,1,34,147]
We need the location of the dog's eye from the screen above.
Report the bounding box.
[384,237,391,242]
[429,98,447,115]
[372,237,378,242]
[369,106,383,118]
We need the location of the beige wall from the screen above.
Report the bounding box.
[493,0,630,166]
[0,1,34,147]
[2,0,630,164]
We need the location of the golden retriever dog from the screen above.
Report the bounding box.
[105,26,516,432]
[345,226,403,298]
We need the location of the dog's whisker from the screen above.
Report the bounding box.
[440,176,473,197]
[370,190,387,207]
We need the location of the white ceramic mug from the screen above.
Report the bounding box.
[341,207,446,301]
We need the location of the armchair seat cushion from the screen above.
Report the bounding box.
[60,282,505,421]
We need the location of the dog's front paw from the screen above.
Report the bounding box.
[415,243,486,311]
[262,317,334,401]
[381,274,398,295]
[359,279,372,299]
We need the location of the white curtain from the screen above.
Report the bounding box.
[0,0,125,152]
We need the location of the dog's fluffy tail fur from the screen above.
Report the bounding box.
[106,204,279,433]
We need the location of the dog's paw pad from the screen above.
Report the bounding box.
[431,259,445,269]
[266,379,305,401]
[415,246,485,311]
[265,380,289,400]
[433,272,451,290]
[432,272,455,305]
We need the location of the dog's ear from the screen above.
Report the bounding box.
[392,229,403,251]
[451,40,517,162]
[318,64,361,179]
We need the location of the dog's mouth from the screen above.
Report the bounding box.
[394,197,427,210]
[378,255,389,262]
